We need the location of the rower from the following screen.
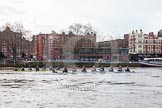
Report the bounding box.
[36,66,39,71]
[15,68,18,71]
[118,65,122,72]
[72,66,77,72]
[91,65,96,72]
[52,67,57,73]
[29,66,32,71]
[21,66,25,71]
[56,65,61,70]
[125,66,130,72]
[62,66,68,73]
[100,66,105,71]
[109,66,114,72]
[49,66,53,70]
[42,66,46,70]
[81,66,87,72]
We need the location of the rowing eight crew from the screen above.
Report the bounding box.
[15,65,131,72]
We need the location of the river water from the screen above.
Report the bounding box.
[0,68,162,108]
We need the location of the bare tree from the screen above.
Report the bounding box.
[83,23,96,35]
[69,23,83,35]
[1,22,32,40]
[69,23,96,35]
[0,52,5,60]
[0,22,32,63]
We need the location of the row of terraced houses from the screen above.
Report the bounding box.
[1,26,162,63]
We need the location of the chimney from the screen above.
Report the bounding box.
[136,30,138,33]
[62,32,65,35]
[149,32,154,36]
[140,29,142,32]
[140,29,143,33]
[69,31,73,35]
[94,33,96,37]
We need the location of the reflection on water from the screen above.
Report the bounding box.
[0,68,162,108]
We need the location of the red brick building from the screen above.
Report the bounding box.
[0,26,31,63]
[32,31,130,62]
[32,33,49,60]
[32,32,97,61]
[52,32,97,61]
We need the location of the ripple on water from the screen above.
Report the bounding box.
[106,81,135,85]
[0,79,36,89]
[150,76,161,78]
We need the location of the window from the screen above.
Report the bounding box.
[16,49,20,53]
[138,40,142,43]
[2,47,7,52]
[138,45,142,48]
[113,56,118,60]
[150,40,153,44]
[138,50,142,54]
[138,34,142,37]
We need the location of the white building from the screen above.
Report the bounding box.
[127,29,162,55]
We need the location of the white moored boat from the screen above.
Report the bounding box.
[139,58,162,67]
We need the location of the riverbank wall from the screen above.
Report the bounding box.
[0,62,140,68]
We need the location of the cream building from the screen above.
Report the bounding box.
[128,29,162,55]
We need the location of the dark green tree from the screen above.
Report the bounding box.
[0,52,5,60]
[21,52,26,59]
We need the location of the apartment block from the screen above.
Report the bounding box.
[97,39,129,62]
[0,26,31,63]
[124,29,162,61]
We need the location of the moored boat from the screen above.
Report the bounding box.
[139,58,162,67]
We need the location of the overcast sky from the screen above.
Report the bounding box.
[1,0,162,40]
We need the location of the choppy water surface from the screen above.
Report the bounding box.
[0,68,162,108]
